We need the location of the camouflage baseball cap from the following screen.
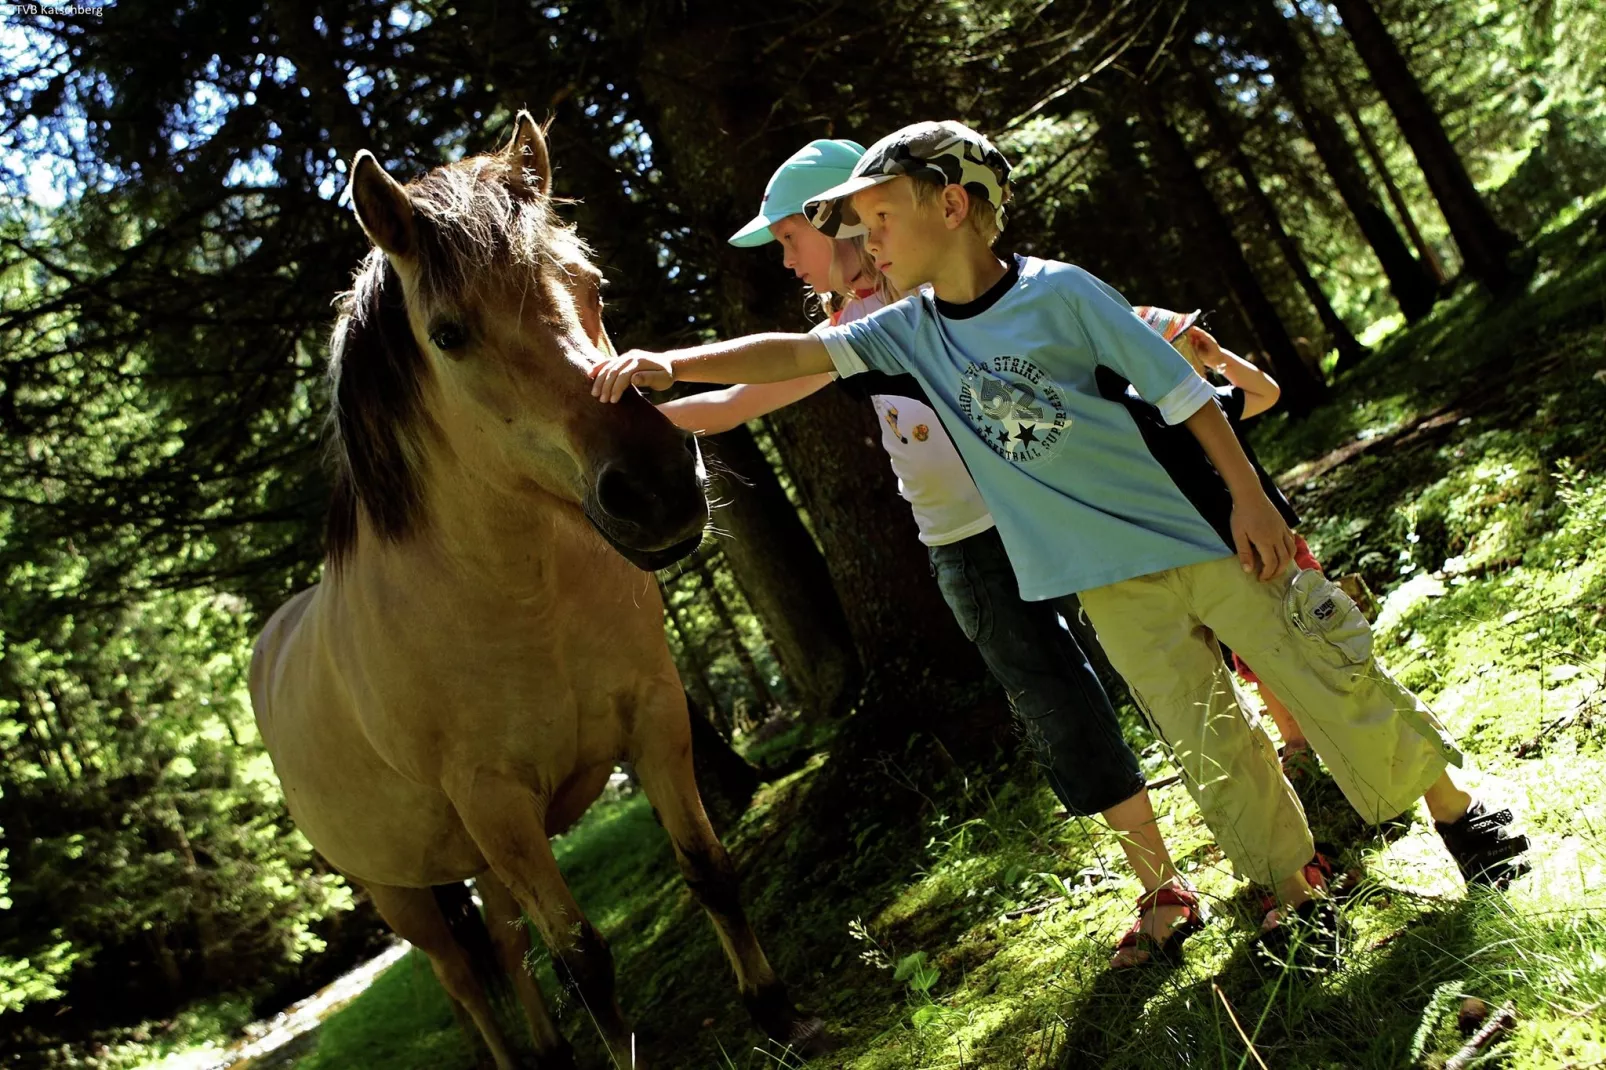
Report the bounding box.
[804,120,1012,238]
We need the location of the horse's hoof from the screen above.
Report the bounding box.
[784,1017,839,1059]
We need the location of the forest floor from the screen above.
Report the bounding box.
[139,196,1606,1070]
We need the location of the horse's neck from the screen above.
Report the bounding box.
[347,471,636,616]
[306,484,666,796]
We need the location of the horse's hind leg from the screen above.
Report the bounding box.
[475,871,574,1067]
[633,726,835,1057]
[364,882,520,1070]
[445,774,637,1067]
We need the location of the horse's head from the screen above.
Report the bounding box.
[327,113,708,572]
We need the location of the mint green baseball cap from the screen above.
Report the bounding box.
[728,138,868,248]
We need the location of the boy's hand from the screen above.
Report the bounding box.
[1231,493,1297,581]
[589,350,674,402]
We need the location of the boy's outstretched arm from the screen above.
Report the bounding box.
[657,375,835,435]
[589,333,833,402]
[1184,402,1297,580]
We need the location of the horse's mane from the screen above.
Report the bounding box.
[323,152,591,568]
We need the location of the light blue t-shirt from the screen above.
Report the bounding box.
[815,255,1233,599]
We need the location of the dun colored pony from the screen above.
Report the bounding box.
[249,114,831,1068]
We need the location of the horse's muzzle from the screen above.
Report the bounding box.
[583,431,709,570]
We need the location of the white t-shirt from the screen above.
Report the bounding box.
[819,292,995,546]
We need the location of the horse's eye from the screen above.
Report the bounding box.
[429,323,468,352]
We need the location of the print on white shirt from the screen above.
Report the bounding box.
[882,403,907,444]
[834,292,995,547]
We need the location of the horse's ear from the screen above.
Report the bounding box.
[349,150,415,257]
[504,110,552,200]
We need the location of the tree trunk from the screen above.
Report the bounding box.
[166,816,226,985]
[1143,99,1328,416]
[1302,21,1450,287]
[1256,0,1441,321]
[1338,89,1449,286]
[759,391,983,676]
[1088,98,1250,340]
[1188,64,1368,372]
[511,77,864,725]
[700,423,859,721]
[1328,0,1518,294]
[147,922,185,997]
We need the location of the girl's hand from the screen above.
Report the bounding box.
[1231,493,1297,581]
[589,350,674,402]
[1184,327,1228,374]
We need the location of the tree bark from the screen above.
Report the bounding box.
[1255,0,1441,321]
[760,390,983,677]
[700,423,860,721]
[1084,103,1260,353]
[1339,92,1449,286]
[1187,64,1368,372]
[501,76,864,725]
[1328,0,1519,294]
[1143,98,1328,416]
[1303,21,1450,287]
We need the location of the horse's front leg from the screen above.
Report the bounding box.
[444,771,636,1067]
[631,695,836,1058]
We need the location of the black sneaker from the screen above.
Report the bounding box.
[1436,800,1531,888]
[1255,897,1342,973]
[1253,854,1344,973]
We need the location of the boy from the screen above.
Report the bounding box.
[591,121,1529,957]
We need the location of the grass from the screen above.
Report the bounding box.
[292,951,471,1070]
[254,198,1606,1070]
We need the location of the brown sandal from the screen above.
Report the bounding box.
[1111,882,1208,969]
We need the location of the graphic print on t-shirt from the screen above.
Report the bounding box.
[958,356,1070,463]
[883,403,908,444]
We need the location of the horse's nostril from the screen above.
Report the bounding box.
[594,464,640,523]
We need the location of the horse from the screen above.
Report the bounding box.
[248,113,831,1068]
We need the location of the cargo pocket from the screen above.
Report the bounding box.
[1283,568,1374,693]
